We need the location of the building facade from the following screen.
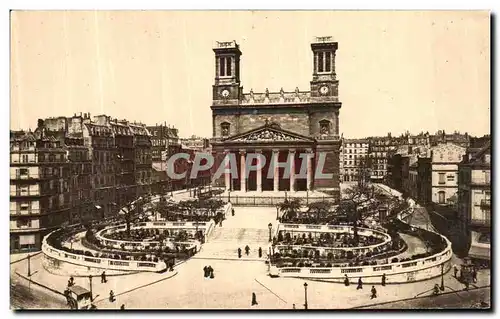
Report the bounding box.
[340,138,370,183]
[210,37,341,197]
[430,143,466,206]
[458,141,491,262]
[10,131,71,252]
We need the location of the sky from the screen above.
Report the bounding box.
[10,11,490,138]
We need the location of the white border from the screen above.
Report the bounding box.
[4,1,497,318]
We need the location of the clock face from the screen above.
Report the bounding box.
[221,89,230,98]
[319,85,329,95]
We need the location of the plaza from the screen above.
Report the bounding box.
[10,185,491,309]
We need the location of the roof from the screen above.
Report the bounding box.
[68,285,90,296]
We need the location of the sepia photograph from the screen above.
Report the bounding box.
[9,9,491,310]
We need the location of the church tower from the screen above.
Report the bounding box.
[310,36,339,99]
[212,41,242,103]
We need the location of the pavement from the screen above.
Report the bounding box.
[9,186,492,309]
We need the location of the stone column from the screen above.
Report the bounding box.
[273,149,279,192]
[289,149,296,192]
[240,150,246,192]
[224,150,231,192]
[306,150,313,191]
[256,150,262,192]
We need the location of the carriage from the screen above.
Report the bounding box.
[64,285,94,310]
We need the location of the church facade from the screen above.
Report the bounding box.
[210,37,342,198]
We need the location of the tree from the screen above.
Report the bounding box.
[278,198,303,221]
[307,201,333,223]
[341,183,387,224]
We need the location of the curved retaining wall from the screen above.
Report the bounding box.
[269,201,452,284]
[42,233,168,274]
[41,201,231,275]
[275,224,392,255]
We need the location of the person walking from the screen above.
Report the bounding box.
[245,245,250,256]
[381,273,386,286]
[238,248,242,258]
[101,271,107,283]
[120,304,125,310]
[344,274,350,287]
[357,277,363,290]
[292,304,296,309]
[232,208,235,216]
[251,292,258,306]
[433,284,440,296]
[203,266,208,278]
[472,267,478,283]
[209,266,214,279]
[370,286,377,299]
[109,290,115,302]
[453,265,458,278]
[258,247,262,258]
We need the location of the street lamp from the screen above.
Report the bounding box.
[27,254,31,277]
[88,275,93,300]
[268,223,272,242]
[440,263,445,291]
[303,282,308,310]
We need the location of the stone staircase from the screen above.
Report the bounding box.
[195,227,270,260]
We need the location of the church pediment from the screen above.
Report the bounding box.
[224,123,315,143]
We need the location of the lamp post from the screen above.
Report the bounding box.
[303,282,308,310]
[440,263,445,291]
[268,223,272,242]
[27,253,31,277]
[88,275,93,301]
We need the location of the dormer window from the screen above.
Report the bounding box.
[221,122,231,137]
[319,119,331,135]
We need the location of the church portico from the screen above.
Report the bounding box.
[210,37,342,200]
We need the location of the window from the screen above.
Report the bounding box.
[318,52,324,72]
[319,120,331,135]
[219,57,226,77]
[16,219,31,228]
[325,51,331,72]
[438,173,445,184]
[485,171,490,184]
[447,174,455,182]
[221,122,231,137]
[22,154,28,163]
[226,57,232,76]
[438,191,446,204]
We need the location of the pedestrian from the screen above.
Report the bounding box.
[453,265,458,278]
[101,271,107,283]
[472,267,478,283]
[203,265,208,278]
[68,276,74,286]
[433,284,440,296]
[209,266,214,279]
[232,208,235,216]
[109,290,115,302]
[258,247,262,258]
[344,274,350,287]
[357,277,363,290]
[120,304,125,310]
[238,247,242,258]
[381,273,386,286]
[245,245,250,256]
[292,304,296,309]
[251,292,258,306]
[370,286,377,299]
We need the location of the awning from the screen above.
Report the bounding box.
[468,245,490,260]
